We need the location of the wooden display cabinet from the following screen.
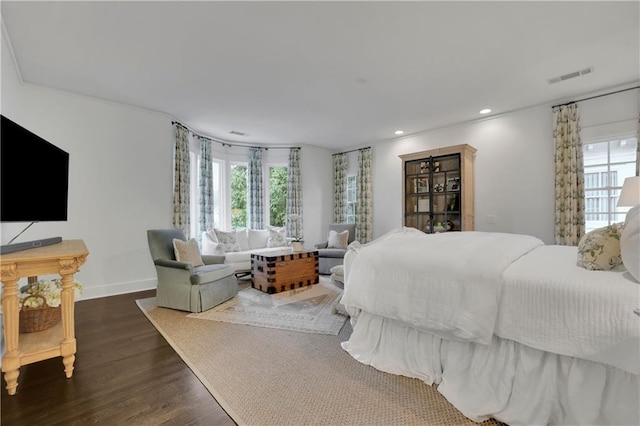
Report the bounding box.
[399,144,476,233]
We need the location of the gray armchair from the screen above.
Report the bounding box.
[314,223,356,274]
[147,228,238,313]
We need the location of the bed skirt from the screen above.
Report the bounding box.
[341,311,639,426]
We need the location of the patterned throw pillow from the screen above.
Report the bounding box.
[267,227,288,248]
[213,229,241,253]
[577,223,624,271]
[173,238,204,267]
[327,230,349,249]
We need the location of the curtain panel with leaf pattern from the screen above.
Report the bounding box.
[333,153,347,223]
[173,124,191,238]
[356,148,373,243]
[286,148,303,240]
[198,136,214,238]
[248,147,264,229]
[553,103,585,245]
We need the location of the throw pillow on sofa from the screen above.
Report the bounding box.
[267,227,288,248]
[173,238,204,267]
[577,222,624,271]
[327,229,349,249]
[214,229,241,253]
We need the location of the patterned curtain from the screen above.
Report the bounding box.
[198,137,214,238]
[286,148,303,239]
[333,153,348,222]
[553,103,585,245]
[356,148,373,243]
[173,124,191,237]
[248,147,264,229]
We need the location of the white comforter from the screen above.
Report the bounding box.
[341,228,544,345]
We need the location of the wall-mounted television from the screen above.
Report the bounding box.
[1,115,69,223]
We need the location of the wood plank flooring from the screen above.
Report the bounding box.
[1,290,236,426]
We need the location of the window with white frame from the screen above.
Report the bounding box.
[188,140,290,237]
[583,136,637,232]
[346,174,357,224]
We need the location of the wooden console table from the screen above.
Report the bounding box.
[0,240,89,395]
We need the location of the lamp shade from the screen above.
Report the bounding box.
[617,176,640,207]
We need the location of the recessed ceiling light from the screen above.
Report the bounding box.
[394,130,404,135]
[479,109,492,115]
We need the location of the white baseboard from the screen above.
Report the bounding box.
[81,278,157,300]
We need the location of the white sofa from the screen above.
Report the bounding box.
[201,228,293,273]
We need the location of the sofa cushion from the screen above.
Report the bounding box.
[214,229,241,253]
[191,263,235,285]
[173,238,204,267]
[234,228,249,251]
[248,229,270,249]
[267,227,288,248]
[202,231,224,255]
[327,229,349,249]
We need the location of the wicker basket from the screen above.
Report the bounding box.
[19,294,62,333]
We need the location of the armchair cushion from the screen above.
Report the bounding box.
[173,238,204,267]
[317,248,348,258]
[327,230,349,249]
[191,263,235,285]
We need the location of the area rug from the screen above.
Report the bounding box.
[136,296,502,426]
[186,278,347,335]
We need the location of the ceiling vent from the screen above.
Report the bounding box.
[229,130,248,136]
[547,67,593,84]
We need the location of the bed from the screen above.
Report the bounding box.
[340,227,640,426]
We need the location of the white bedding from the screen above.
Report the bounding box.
[497,244,640,374]
[340,228,640,425]
[341,227,544,344]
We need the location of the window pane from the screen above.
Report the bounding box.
[269,166,288,227]
[230,164,247,228]
[583,136,637,231]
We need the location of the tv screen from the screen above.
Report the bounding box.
[1,115,69,222]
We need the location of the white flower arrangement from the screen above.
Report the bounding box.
[19,279,83,309]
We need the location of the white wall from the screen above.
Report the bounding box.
[370,88,638,245]
[1,30,334,299]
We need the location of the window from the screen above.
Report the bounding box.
[583,137,637,232]
[230,163,247,228]
[346,174,356,224]
[268,165,288,227]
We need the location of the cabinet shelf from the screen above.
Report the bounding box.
[400,144,476,233]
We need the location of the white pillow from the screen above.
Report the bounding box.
[214,229,241,253]
[201,231,222,255]
[248,229,270,249]
[621,204,640,282]
[172,238,204,267]
[234,228,249,251]
[327,230,349,249]
[267,227,288,248]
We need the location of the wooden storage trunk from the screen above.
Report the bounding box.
[251,250,319,294]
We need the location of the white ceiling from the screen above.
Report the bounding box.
[2,1,639,150]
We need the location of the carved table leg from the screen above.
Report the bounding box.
[59,269,77,379]
[1,272,20,395]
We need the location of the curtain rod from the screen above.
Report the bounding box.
[171,121,300,150]
[332,146,372,156]
[552,85,640,109]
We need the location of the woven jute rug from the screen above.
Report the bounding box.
[136,290,501,426]
[186,279,347,335]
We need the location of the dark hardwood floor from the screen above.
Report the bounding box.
[1,290,236,426]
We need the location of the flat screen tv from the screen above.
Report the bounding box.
[1,115,69,223]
